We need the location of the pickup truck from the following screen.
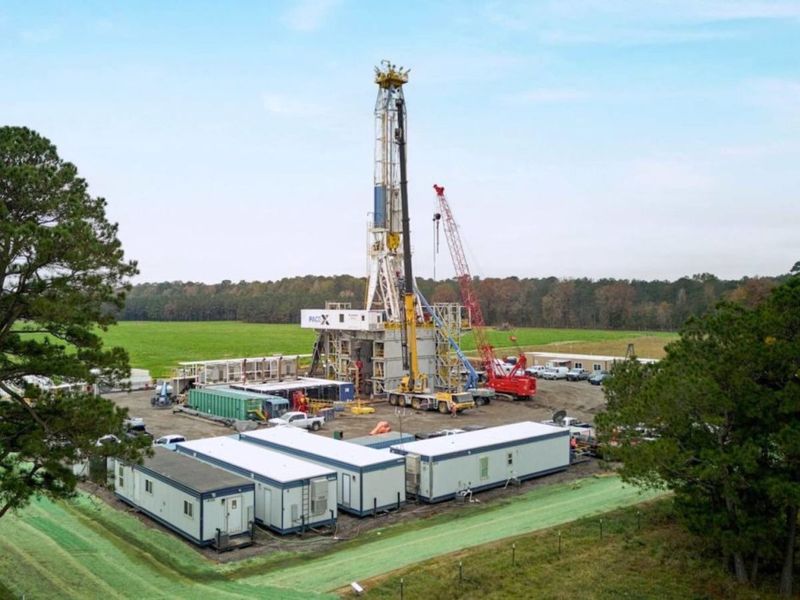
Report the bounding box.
[566,368,589,381]
[268,411,325,431]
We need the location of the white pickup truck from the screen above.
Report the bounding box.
[268,411,325,431]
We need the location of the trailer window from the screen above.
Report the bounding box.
[593,364,602,371]
[479,457,489,480]
[145,479,153,494]
[184,500,193,518]
[507,452,513,466]
[118,465,124,487]
[574,362,583,369]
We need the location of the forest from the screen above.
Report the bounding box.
[119,273,785,330]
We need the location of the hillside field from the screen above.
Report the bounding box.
[100,321,677,377]
[0,476,661,599]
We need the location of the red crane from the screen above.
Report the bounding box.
[433,184,536,400]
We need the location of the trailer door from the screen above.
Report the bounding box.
[342,474,351,507]
[263,489,272,527]
[226,495,243,534]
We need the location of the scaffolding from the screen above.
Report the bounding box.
[432,303,467,392]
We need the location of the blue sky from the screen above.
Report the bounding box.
[2,1,799,283]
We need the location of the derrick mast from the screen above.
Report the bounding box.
[366,61,409,323]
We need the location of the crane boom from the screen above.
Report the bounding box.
[433,184,536,399]
[432,185,498,377]
[396,97,420,391]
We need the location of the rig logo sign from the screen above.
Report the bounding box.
[308,314,330,326]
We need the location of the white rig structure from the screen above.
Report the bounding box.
[302,62,465,397]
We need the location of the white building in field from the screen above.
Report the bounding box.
[176,436,337,534]
[390,421,570,503]
[112,447,255,546]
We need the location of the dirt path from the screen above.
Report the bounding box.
[240,475,665,593]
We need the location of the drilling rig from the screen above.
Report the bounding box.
[301,62,473,413]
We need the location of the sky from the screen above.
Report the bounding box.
[2,0,799,283]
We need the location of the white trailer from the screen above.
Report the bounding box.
[240,427,406,516]
[176,436,337,534]
[390,421,570,503]
[112,447,255,546]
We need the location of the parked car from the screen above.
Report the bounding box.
[154,434,186,446]
[124,417,153,440]
[269,411,325,431]
[542,367,569,380]
[525,365,547,377]
[566,368,590,381]
[588,371,610,385]
[95,434,120,447]
[425,428,466,439]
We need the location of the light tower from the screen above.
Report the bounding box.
[365,61,410,322]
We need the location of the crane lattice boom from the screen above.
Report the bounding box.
[433,184,536,399]
[433,184,500,378]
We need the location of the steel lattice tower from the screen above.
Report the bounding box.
[365,61,410,322]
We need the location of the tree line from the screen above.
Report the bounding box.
[120,273,786,329]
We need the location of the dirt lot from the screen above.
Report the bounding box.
[317,378,606,441]
[106,390,232,440]
[102,380,609,562]
[106,379,605,442]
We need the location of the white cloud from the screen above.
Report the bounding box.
[694,1,800,21]
[502,88,589,103]
[627,158,714,192]
[261,92,326,117]
[483,1,530,31]
[748,78,800,124]
[540,27,741,46]
[543,0,800,23]
[19,26,60,44]
[281,0,341,32]
[88,18,114,34]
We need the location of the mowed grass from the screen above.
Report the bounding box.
[244,475,664,593]
[463,328,676,358]
[0,494,332,600]
[0,476,661,599]
[99,321,676,378]
[99,322,316,377]
[347,499,777,600]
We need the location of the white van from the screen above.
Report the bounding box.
[542,367,569,380]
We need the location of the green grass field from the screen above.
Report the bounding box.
[98,321,676,377]
[0,476,664,598]
[351,499,777,600]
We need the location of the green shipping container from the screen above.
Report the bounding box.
[188,386,267,420]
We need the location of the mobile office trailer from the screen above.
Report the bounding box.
[390,421,570,503]
[345,431,415,450]
[176,436,337,534]
[240,427,406,516]
[112,447,255,546]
